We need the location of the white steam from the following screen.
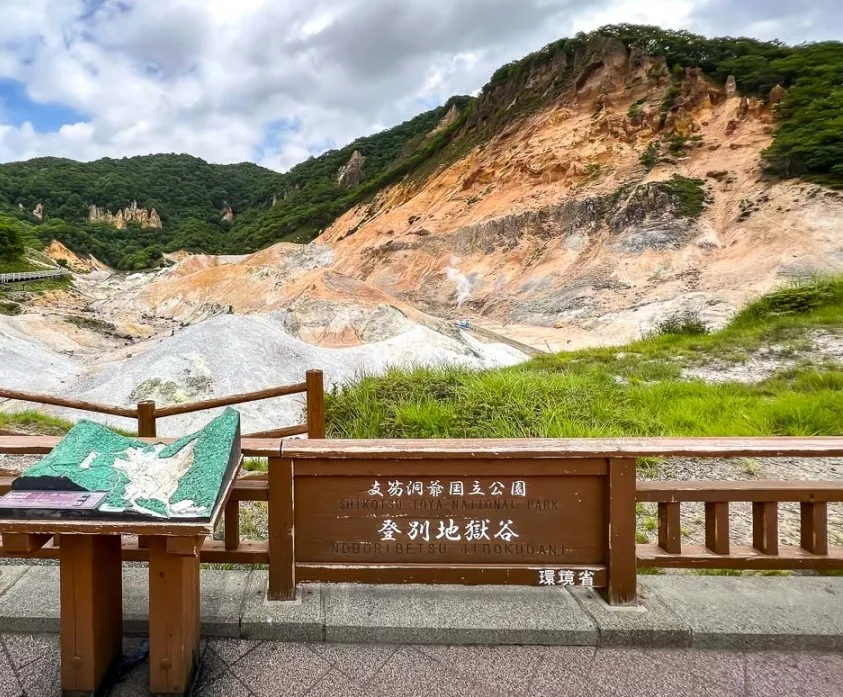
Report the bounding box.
[446,261,477,307]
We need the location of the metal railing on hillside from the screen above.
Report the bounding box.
[0,269,68,284]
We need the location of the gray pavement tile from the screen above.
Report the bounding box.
[644,648,745,697]
[745,651,843,697]
[195,671,258,697]
[205,638,263,667]
[0,567,58,633]
[15,653,58,697]
[528,647,602,697]
[530,646,597,676]
[588,648,702,697]
[571,586,691,647]
[324,584,596,646]
[194,645,230,687]
[123,568,249,637]
[641,576,843,650]
[0,649,22,697]
[438,645,547,696]
[307,643,396,683]
[367,647,498,697]
[110,662,151,697]
[529,669,604,697]
[241,573,324,642]
[0,633,58,670]
[304,669,365,697]
[229,642,331,697]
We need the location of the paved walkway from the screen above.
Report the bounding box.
[0,636,840,697]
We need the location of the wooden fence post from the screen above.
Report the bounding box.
[267,456,295,601]
[137,400,157,438]
[605,457,638,605]
[137,400,157,550]
[305,370,325,438]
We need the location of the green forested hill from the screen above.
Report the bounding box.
[0,24,841,270]
[0,100,465,268]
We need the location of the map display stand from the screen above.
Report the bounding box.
[0,409,242,696]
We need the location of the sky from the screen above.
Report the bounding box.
[0,0,839,172]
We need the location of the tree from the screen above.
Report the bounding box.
[0,217,24,262]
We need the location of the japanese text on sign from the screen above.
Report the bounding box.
[377,518,519,542]
[537,569,595,587]
[368,480,527,498]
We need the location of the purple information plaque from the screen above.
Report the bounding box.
[0,491,107,510]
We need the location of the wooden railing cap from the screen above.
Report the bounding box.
[281,437,843,459]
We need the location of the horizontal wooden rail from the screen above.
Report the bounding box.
[638,480,843,502]
[243,424,308,439]
[284,437,843,459]
[0,436,282,458]
[0,371,323,443]
[637,544,843,569]
[0,388,136,418]
[154,383,307,417]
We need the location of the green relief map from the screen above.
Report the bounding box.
[14,408,240,520]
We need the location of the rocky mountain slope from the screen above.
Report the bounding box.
[96,29,843,350]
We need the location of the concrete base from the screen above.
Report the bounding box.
[323,583,597,645]
[0,566,841,650]
[640,575,843,650]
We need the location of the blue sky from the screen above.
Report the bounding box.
[0,0,838,171]
[0,79,88,132]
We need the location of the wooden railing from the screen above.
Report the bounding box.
[636,480,843,569]
[0,269,68,284]
[0,369,325,439]
[0,435,841,604]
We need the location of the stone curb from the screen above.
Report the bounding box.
[1,566,841,650]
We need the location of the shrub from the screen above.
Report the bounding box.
[627,98,646,121]
[661,175,709,218]
[0,300,22,316]
[653,311,709,337]
[640,142,660,170]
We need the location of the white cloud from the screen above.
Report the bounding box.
[0,0,838,171]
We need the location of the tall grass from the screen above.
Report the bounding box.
[326,276,843,439]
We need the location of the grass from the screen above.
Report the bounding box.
[0,411,78,436]
[326,275,843,439]
[0,410,135,437]
[0,258,40,274]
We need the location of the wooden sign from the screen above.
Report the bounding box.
[292,456,610,587]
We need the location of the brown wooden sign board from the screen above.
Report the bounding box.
[293,457,609,588]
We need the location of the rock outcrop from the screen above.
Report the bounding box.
[337,151,366,189]
[725,75,737,98]
[88,201,162,229]
[769,84,788,106]
[32,203,44,219]
[221,205,234,223]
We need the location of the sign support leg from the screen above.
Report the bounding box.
[148,536,202,695]
[59,534,123,696]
